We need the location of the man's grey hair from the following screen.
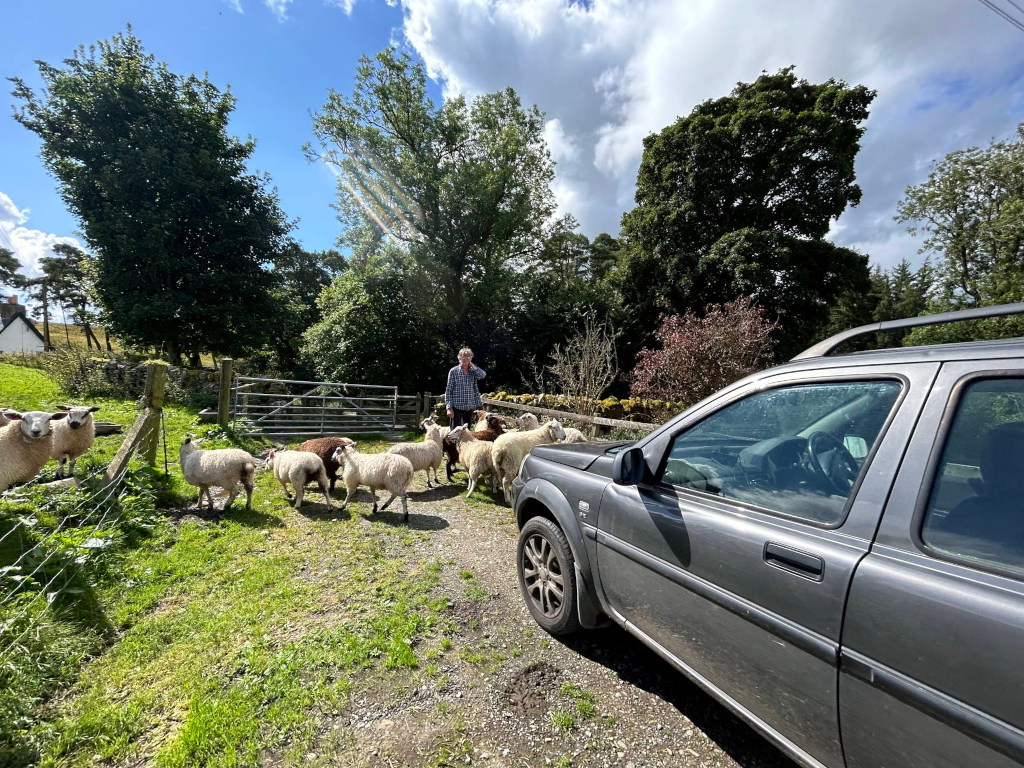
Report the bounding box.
[458,347,474,359]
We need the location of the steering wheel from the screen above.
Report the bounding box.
[803,431,860,496]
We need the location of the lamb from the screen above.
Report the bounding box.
[516,412,540,430]
[492,420,566,503]
[517,412,586,443]
[331,439,415,523]
[178,438,256,512]
[0,410,68,492]
[267,449,332,510]
[441,413,508,481]
[294,436,351,493]
[49,405,101,479]
[560,427,588,443]
[448,424,498,497]
[387,422,444,487]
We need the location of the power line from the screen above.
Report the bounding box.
[976,0,1024,32]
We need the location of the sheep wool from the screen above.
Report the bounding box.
[267,449,332,510]
[491,420,566,504]
[449,425,498,497]
[294,436,351,493]
[179,439,256,512]
[0,411,68,492]
[49,405,101,479]
[332,439,415,523]
[387,423,444,487]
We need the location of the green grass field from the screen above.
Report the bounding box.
[0,363,456,767]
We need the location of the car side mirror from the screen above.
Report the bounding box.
[612,446,646,485]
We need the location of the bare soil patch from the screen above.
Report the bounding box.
[295,481,799,768]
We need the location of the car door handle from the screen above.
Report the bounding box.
[763,542,825,581]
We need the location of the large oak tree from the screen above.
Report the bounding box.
[619,68,875,358]
[11,30,289,363]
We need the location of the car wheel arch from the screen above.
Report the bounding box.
[515,479,609,629]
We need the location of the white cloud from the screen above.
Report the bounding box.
[397,0,1024,268]
[223,0,244,14]
[325,0,359,13]
[264,0,294,21]
[0,191,82,283]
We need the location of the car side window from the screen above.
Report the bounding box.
[658,381,902,525]
[921,378,1024,575]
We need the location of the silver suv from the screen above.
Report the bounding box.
[511,304,1024,768]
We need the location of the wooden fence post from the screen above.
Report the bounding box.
[218,358,234,428]
[140,362,168,466]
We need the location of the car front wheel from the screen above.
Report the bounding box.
[517,516,582,635]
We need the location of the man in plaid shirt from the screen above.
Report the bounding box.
[445,347,487,429]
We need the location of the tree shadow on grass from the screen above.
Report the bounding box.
[558,625,798,768]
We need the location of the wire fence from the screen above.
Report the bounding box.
[0,365,166,663]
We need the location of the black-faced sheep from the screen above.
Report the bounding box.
[50,405,101,479]
[179,438,256,512]
[331,439,415,523]
[267,449,332,510]
[0,410,68,492]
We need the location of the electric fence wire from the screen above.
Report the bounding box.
[0,419,159,659]
[0,461,141,659]
[0,459,134,585]
[0,458,136,606]
[976,0,1024,31]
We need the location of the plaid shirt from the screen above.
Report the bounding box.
[445,364,487,410]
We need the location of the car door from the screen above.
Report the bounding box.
[595,363,939,768]
[840,361,1024,768]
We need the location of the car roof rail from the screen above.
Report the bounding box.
[792,302,1024,361]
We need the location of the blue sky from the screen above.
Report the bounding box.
[2,0,1023,281]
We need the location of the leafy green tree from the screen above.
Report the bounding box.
[301,252,445,393]
[0,248,25,293]
[309,47,556,360]
[36,244,103,349]
[248,243,346,377]
[896,124,1024,344]
[11,30,290,363]
[696,229,871,359]
[619,67,875,356]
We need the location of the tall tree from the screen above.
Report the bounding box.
[0,248,25,293]
[896,124,1024,316]
[309,47,556,359]
[38,244,102,349]
[11,30,290,363]
[619,67,875,356]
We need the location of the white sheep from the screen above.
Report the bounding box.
[516,412,540,430]
[448,424,498,497]
[492,420,566,504]
[517,411,587,442]
[0,410,68,492]
[49,405,101,479]
[331,439,415,523]
[387,422,444,487]
[267,449,332,510]
[560,427,588,443]
[179,438,256,512]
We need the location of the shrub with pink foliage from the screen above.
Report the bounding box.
[630,299,777,407]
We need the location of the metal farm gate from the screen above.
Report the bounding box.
[231,377,421,439]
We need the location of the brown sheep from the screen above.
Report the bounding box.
[295,436,349,493]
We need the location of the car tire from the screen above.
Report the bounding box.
[517,516,582,636]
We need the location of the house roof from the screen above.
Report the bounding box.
[0,312,46,344]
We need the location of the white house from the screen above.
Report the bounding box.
[0,296,45,354]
